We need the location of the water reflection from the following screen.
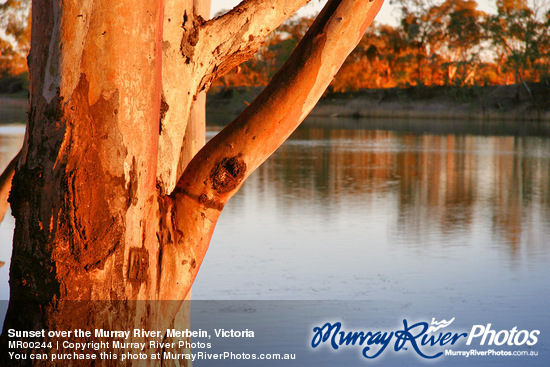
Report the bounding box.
[243,124,550,254]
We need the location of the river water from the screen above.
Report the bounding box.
[0,114,549,365]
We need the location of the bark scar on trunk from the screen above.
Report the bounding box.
[159,93,169,135]
[209,155,246,194]
[127,247,149,284]
[180,11,204,64]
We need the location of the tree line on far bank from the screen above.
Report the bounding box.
[1,0,549,94]
[217,0,550,92]
[0,0,30,93]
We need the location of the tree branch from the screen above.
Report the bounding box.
[160,0,384,300]
[157,0,309,194]
[0,149,21,224]
[196,0,310,90]
[181,0,383,203]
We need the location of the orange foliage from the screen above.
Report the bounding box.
[213,1,549,92]
[0,0,31,77]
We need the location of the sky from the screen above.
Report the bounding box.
[210,0,497,26]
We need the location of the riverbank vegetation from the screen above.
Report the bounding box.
[208,82,550,122]
[1,0,549,120]
[212,0,549,91]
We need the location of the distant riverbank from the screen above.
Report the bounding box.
[208,82,550,123]
[3,83,550,125]
[0,96,27,124]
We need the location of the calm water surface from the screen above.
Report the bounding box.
[0,116,549,365]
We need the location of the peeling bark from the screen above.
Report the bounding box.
[3,0,165,347]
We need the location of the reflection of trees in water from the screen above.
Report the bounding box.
[490,137,550,254]
[248,125,550,256]
[391,133,478,246]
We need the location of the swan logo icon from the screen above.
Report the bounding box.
[427,318,456,333]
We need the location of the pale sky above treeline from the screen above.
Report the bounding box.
[210,0,497,26]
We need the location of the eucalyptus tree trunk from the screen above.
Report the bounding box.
[0,0,383,365]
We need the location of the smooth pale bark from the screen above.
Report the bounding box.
[166,0,210,360]
[157,0,310,193]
